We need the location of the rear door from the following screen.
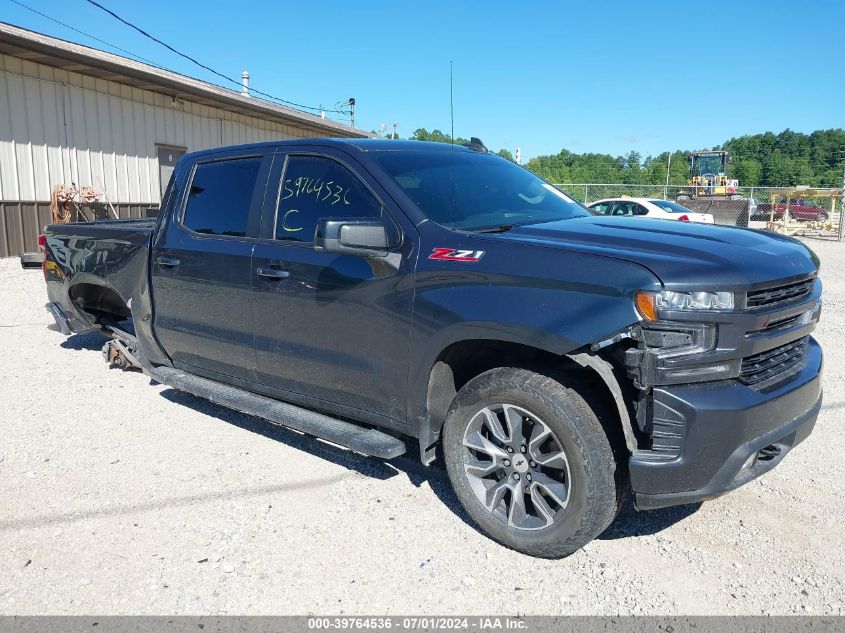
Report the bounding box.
[250,148,416,424]
[151,148,274,381]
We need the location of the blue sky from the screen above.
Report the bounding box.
[3,0,844,160]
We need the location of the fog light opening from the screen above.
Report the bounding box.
[756,445,781,462]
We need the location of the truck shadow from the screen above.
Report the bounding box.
[598,500,701,540]
[158,388,438,485]
[158,387,701,545]
[158,388,475,525]
[59,331,105,351]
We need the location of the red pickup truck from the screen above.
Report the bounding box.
[755,198,830,222]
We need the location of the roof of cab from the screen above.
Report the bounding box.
[184,138,480,161]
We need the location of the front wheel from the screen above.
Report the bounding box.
[442,368,620,558]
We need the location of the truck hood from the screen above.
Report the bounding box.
[498,216,819,291]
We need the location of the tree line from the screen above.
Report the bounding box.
[524,129,845,188]
[401,128,845,188]
[406,128,515,161]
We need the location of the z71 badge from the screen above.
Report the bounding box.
[428,247,485,263]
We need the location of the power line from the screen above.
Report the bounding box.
[8,0,168,69]
[83,0,348,116]
[8,0,353,119]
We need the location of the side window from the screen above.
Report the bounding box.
[610,202,632,216]
[275,155,382,243]
[183,157,263,237]
[590,202,611,215]
[634,204,650,216]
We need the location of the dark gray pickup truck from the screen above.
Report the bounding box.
[41,138,823,557]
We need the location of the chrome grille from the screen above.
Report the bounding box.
[739,338,807,386]
[746,278,815,309]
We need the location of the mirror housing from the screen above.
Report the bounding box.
[314,219,392,257]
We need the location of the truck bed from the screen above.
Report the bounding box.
[46,216,157,239]
[43,217,156,332]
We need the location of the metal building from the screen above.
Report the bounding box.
[0,22,367,257]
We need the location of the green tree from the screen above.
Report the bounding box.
[522,129,844,187]
[409,128,469,146]
[407,127,844,187]
[764,151,796,186]
[732,158,763,186]
[497,148,515,161]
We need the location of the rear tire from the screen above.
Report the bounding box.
[442,367,620,558]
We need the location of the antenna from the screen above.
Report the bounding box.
[450,60,454,144]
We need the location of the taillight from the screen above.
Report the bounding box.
[38,234,47,281]
[677,215,690,222]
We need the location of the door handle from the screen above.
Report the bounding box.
[257,267,290,280]
[156,255,181,268]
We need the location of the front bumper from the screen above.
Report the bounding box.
[631,336,822,510]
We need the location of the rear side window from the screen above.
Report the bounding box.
[275,155,382,243]
[611,201,639,216]
[183,157,263,237]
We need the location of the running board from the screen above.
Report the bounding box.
[149,366,406,459]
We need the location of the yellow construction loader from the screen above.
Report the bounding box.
[677,150,748,225]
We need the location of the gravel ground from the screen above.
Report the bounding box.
[1,239,843,615]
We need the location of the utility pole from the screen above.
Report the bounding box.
[392,121,397,140]
[664,151,672,200]
[348,97,356,129]
[839,153,845,241]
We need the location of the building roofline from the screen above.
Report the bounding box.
[0,21,370,138]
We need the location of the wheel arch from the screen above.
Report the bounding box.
[67,278,131,323]
[414,332,639,465]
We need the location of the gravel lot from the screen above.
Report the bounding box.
[1,238,843,615]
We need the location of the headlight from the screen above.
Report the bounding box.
[657,290,734,310]
[635,290,734,320]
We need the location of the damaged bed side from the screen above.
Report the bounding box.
[41,217,162,371]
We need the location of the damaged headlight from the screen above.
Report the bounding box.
[636,290,734,320]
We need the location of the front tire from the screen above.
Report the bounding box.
[442,367,620,558]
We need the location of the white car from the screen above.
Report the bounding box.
[588,198,715,223]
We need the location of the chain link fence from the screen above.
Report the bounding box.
[553,183,843,234]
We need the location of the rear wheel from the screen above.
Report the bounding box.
[442,367,620,558]
[818,212,829,223]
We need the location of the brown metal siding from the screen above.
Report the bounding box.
[0,201,155,256]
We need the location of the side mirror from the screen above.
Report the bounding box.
[314,219,392,257]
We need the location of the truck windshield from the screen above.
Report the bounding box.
[374,149,589,231]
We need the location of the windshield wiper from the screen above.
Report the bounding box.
[473,224,514,233]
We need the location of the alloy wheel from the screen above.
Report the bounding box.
[461,404,572,530]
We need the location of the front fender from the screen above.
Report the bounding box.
[406,249,661,439]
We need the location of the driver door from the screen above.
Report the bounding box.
[250,149,416,425]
